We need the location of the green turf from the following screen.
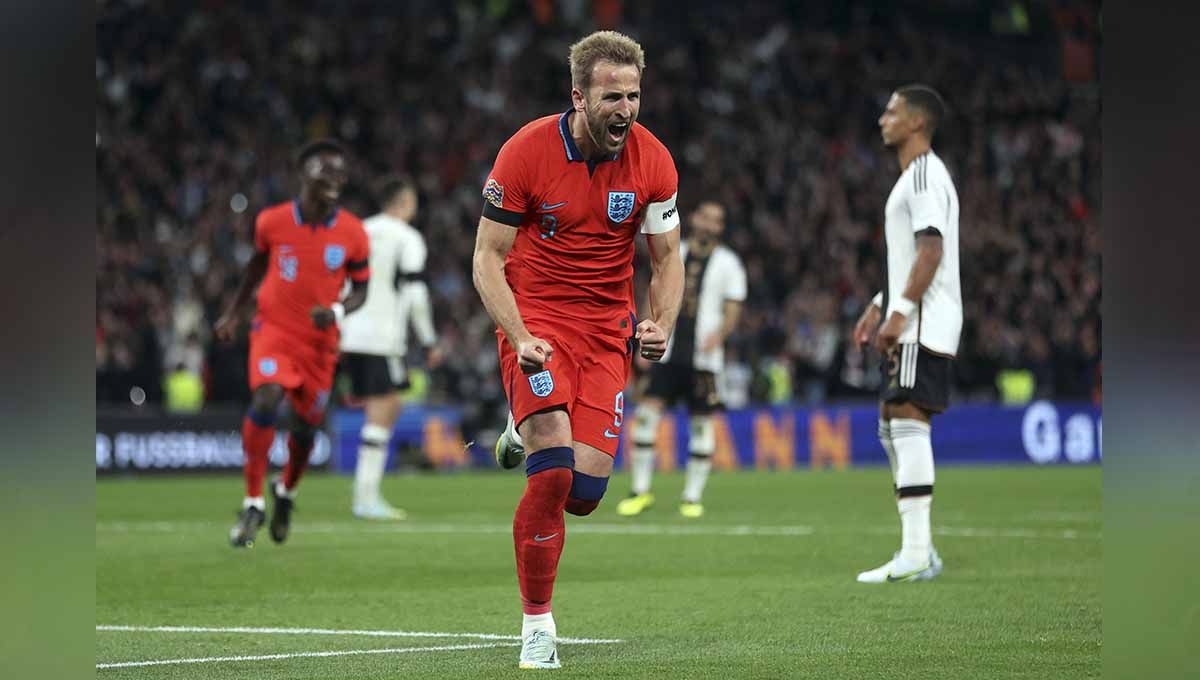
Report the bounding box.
[96,466,1100,678]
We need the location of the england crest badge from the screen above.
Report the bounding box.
[324,244,346,270]
[528,369,555,398]
[607,191,636,223]
[258,357,278,377]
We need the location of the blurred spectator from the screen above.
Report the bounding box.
[97,0,1101,418]
[163,362,205,414]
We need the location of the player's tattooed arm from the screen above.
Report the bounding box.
[640,227,684,360]
[472,216,553,371]
[215,250,269,342]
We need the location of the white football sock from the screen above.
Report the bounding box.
[898,496,932,565]
[275,479,296,499]
[242,496,265,511]
[354,423,391,506]
[891,418,934,565]
[878,419,897,483]
[682,415,715,503]
[522,612,556,639]
[682,457,712,503]
[630,405,661,495]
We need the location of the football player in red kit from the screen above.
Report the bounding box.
[215,139,370,548]
[472,31,684,669]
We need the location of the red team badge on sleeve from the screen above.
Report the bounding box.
[483,178,505,208]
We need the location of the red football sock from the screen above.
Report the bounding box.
[282,433,314,491]
[514,466,573,615]
[242,416,275,498]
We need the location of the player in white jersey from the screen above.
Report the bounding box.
[852,84,961,583]
[339,175,440,519]
[616,201,747,518]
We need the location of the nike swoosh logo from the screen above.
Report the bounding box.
[603,429,620,439]
[886,566,928,582]
[539,201,567,211]
[533,533,559,542]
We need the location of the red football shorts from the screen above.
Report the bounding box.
[498,322,632,456]
[248,319,337,425]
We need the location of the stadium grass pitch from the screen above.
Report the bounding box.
[97,466,1100,678]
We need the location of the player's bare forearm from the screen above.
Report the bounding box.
[472,216,531,345]
[475,251,530,343]
[717,300,743,341]
[645,229,684,337]
[901,233,944,303]
[342,279,368,315]
[406,281,438,347]
[225,251,269,317]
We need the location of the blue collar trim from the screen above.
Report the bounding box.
[558,110,619,163]
[293,200,338,228]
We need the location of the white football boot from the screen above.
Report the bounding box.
[352,497,407,520]
[518,629,561,669]
[856,547,942,584]
[495,412,526,470]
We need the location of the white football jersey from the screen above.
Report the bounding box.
[339,213,437,356]
[661,242,747,372]
[882,150,962,356]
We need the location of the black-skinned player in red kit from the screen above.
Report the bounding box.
[215,139,370,548]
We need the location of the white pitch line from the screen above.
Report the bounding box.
[95,520,1098,540]
[96,642,518,669]
[96,625,623,645]
[95,521,814,537]
[855,526,1096,540]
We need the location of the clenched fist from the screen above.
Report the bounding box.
[635,319,669,361]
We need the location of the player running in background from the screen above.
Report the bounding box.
[852,85,961,583]
[339,174,440,520]
[473,31,683,669]
[617,201,746,519]
[215,139,370,548]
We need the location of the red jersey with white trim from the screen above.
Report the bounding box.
[482,111,679,337]
[253,200,370,349]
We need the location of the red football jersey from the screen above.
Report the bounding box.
[253,200,370,347]
[482,111,679,337]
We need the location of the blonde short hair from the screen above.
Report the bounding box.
[568,31,645,92]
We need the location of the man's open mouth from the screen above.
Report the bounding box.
[607,121,630,144]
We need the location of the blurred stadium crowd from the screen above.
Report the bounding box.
[97,0,1101,428]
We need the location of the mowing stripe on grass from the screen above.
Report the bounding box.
[96,642,519,669]
[96,625,623,644]
[95,521,1099,540]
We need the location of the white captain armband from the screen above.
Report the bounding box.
[640,192,679,234]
